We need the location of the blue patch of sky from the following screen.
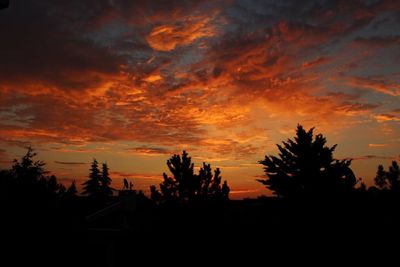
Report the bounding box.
[86,21,129,47]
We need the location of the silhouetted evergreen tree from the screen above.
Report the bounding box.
[153,151,230,203]
[374,161,400,193]
[65,180,78,197]
[258,125,357,198]
[100,163,114,196]
[45,175,65,200]
[82,159,101,197]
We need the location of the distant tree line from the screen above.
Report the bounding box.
[0,124,398,207]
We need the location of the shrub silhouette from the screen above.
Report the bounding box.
[151,151,230,203]
[258,125,357,198]
[374,161,399,193]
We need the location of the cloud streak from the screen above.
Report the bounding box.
[146,13,218,51]
[54,161,87,165]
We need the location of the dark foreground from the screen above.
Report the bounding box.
[2,194,400,266]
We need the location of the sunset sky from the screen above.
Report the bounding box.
[0,0,399,198]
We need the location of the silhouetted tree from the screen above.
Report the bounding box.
[9,147,65,200]
[100,163,114,196]
[150,185,162,203]
[82,159,101,197]
[374,161,400,193]
[375,165,387,189]
[153,151,230,203]
[11,147,47,185]
[198,163,229,200]
[258,125,357,198]
[221,180,230,200]
[65,180,78,197]
[357,178,367,192]
[45,175,65,200]
[123,178,129,190]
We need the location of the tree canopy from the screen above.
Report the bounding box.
[82,159,114,198]
[374,161,399,193]
[151,151,230,203]
[100,163,114,196]
[82,159,101,197]
[258,125,357,198]
[2,147,67,203]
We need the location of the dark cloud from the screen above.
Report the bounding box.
[354,36,400,47]
[0,6,124,91]
[351,155,397,161]
[110,171,161,180]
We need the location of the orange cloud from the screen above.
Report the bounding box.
[125,146,177,156]
[143,74,163,83]
[146,14,217,51]
[351,155,396,161]
[374,113,400,123]
[230,189,261,195]
[368,144,386,148]
[345,76,400,96]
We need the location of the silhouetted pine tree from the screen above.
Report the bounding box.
[374,161,400,193]
[45,175,65,200]
[100,163,113,196]
[153,151,230,203]
[65,180,78,197]
[82,159,101,197]
[258,125,357,198]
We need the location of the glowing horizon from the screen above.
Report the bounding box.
[0,0,399,199]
